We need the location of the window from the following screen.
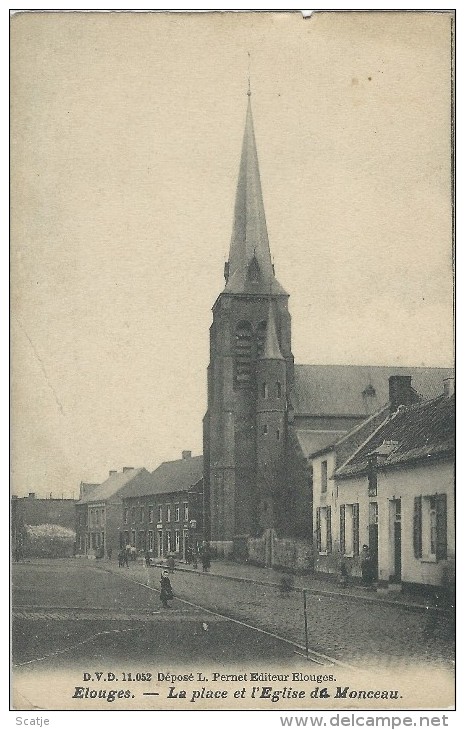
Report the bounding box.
[140,506,145,523]
[276,429,280,441]
[95,509,100,527]
[175,530,180,553]
[316,506,332,553]
[276,381,282,398]
[101,508,105,524]
[166,531,172,554]
[123,508,128,524]
[157,530,163,557]
[131,507,136,523]
[131,530,136,547]
[158,505,163,523]
[340,503,359,556]
[148,531,154,551]
[369,502,378,525]
[262,424,268,435]
[183,502,189,521]
[175,504,180,522]
[262,382,268,399]
[148,506,154,523]
[166,504,171,523]
[414,494,447,561]
[321,460,328,494]
[235,321,253,388]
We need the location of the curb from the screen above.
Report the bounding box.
[148,561,443,614]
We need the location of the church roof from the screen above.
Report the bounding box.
[261,302,284,360]
[224,96,287,296]
[122,455,203,499]
[291,364,454,417]
[76,468,148,504]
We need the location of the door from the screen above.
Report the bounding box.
[393,499,402,582]
[368,502,379,580]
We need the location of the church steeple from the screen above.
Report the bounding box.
[224,95,287,296]
[261,301,284,360]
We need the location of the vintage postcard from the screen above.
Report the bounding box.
[10,10,455,712]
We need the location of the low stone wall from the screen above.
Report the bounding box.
[273,537,312,572]
[247,531,312,572]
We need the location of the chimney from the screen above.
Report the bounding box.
[182,450,192,460]
[122,467,134,473]
[28,492,36,499]
[443,377,455,397]
[109,470,117,477]
[389,375,416,412]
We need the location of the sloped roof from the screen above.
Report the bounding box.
[122,455,204,499]
[334,394,455,478]
[292,364,453,417]
[295,430,347,459]
[76,468,148,504]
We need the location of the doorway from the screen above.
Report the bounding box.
[368,502,379,580]
[391,499,402,582]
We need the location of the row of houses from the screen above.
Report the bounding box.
[71,374,454,593]
[74,451,204,560]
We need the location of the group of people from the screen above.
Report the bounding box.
[117,544,137,567]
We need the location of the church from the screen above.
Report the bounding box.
[202,92,452,568]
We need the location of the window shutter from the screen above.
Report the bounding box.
[353,503,360,556]
[327,507,332,553]
[316,508,321,552]
[340,505,345,555]
[413,496,422,558]
[436,494,447,560]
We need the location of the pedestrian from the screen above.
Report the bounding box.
[361,545,373,588]
[201,541,211,573]
[159,570,174,608]
[145,551,151,568]
[167,554,175,574]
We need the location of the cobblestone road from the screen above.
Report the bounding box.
[102,561,454,671]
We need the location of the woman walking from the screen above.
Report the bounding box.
[160,570,174,609]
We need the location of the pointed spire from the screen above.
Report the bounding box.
[224,94,287,296]
[261,301,284,360]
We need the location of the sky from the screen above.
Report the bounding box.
[10,11,454,497]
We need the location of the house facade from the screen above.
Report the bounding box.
[74,468,149,557]
[331,380,454,589]
[120,452,203,560]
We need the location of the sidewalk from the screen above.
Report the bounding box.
[150,557,442,612]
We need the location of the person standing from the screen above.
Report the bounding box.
[201,541,211,573]
[159,570,174,608]
[361,545,374,587]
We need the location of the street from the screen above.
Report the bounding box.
[12,558,454,671]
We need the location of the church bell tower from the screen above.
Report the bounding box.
[203,91,294,557]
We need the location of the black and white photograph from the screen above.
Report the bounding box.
[10,10,455,712]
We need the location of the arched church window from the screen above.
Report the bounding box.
[262,382,268,399]
[235,321,253,388]
[276,381,282,398]
[256,321,267,358]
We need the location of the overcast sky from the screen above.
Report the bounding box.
[11,11,453,497]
